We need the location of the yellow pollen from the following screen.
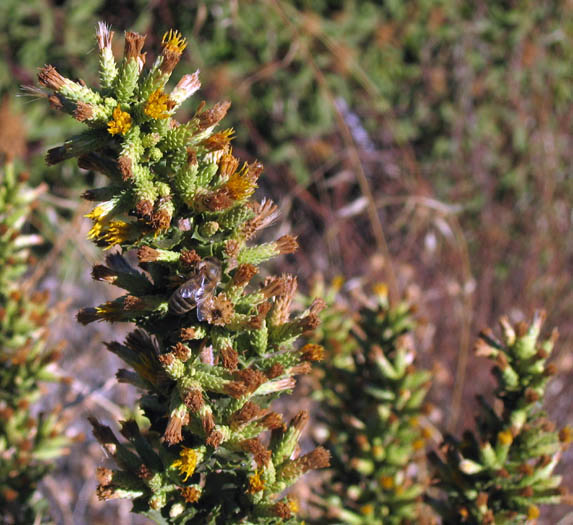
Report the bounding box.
[107,106,132,135]
[144,89,174,119]
[162,29,187,54]
[172,447,198,482]
[360,504,374,516]
[247,470,265,494]
[413,438,426,450]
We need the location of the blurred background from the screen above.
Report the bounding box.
[1,0,572,522]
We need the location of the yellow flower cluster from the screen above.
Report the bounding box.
[144,89,174,119]
[172,447,198,482]
[107,105,132,135]
[225,163,258,201]
[162,29,187,54]
[247,470,265,494]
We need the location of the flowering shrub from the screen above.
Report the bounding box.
[38,23,329,523]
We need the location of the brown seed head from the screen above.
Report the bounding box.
[276,234,298,255]
[180,249,201,266]
[241,438,271,467]
[96,467,114,486]
[230,402,267,429]
[206,430,224,448]
[266,363,285,379]
[263,411,285,430]
[73,101,94,122]
[124,31,146,62]
[197,100,231,130]
[220,346,239,370]
[183,389,204,413]
[232,263,258,287]
[38,64,66,91]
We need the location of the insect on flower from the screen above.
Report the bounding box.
[169,257,222,318]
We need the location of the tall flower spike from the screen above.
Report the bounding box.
[40,24,327,523]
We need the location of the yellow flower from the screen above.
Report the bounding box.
[498,430,513,446]
[247,469,265,494]
[100,220,132,249]
[87,220,105,241]
[85,204,112,240]
[172,448,198,482]
[331,275,344,292]
[380,475,394,490]
[373,282,388,299]
[144,89,175,119]
[225,163,258,201]
[287,496,299,514]
[528,505,540,520]
[360,504,374,516]
[162,29,187,54]
[107,106,132,135]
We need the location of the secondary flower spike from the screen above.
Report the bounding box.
[39,23,328,523]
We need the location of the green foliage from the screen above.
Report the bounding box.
[40,24,329,523]
[310,281,431,524]
[0,161,68,524]
[428,312,571,524]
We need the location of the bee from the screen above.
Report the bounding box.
[169,257,222,319]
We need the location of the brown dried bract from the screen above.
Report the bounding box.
[124,295,145,311]
[272,502,292,519]
[234,368,267,394]
[201,188,233,212]
[225,239,241,258]
[135,199,153,218]
[262,412,284,430]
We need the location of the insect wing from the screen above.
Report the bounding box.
[194,283,211,322]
